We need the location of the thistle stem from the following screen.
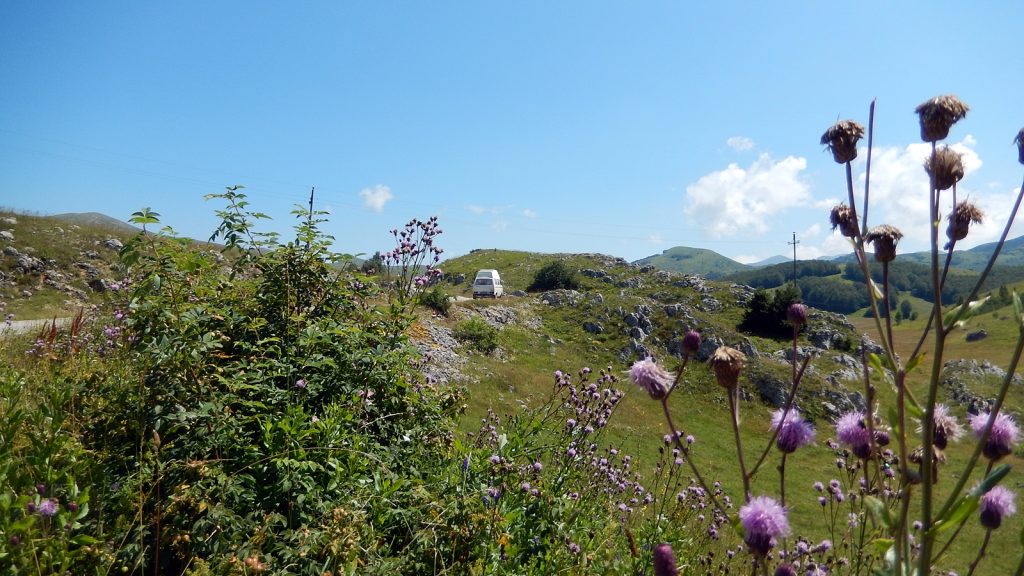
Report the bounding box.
[728,386,752,501]
[779,453,787,507]
[921,141,943,573]
[660,397,728,516]
[966,530,992,576]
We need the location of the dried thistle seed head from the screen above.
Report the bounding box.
[915,95,969,142]
[821,120,866,164]
[925,146,965,191]
[1016,128,1024,165]
[829,204,859,238]
[864,225,903,263]
[708,346,745,389]
[946,201,984,245]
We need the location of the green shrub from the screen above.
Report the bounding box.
[527,260,580,291]
[418,286,451,316]
[453,316,498,354]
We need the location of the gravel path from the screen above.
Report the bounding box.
[1,317,70,336]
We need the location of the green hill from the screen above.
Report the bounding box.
[632,245,749,278]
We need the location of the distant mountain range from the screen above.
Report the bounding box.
[636,236,1024,278]
[52,212,141,235]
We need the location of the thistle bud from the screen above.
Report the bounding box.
[945,201,983,247]
[829,204,859,238]
[925,146,965,191]
[820,120,865,164]
[915,95,969,142]
[864,225,903,263]
[708,346,745,390]
[786,303,807,328]
[681,330,701,357]
[653,543,679,576]
[1015,128,1024,165]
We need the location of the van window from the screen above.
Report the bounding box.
[475,279,493,286]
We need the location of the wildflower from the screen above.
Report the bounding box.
[36,484,45,495]
[820,120,865,164]
[970,412,1020,461]
[915,95,969,142]
[653,542,679,576]
[945,201,984,247]
[775,564,798,576]
[980,485,1016,529]
[532,461,543,472]
[864,225,903,263]
[681,330,702,357]
[686,435,695,445]
[629,357,674,400]
[813,481,824,492]
[568,542,581,554]
[708,346,746,390]
[293,378,306,389]
[925,146,965,191]
[1016,127,1024,165]
[739,496,789,556]
[786,303,807,328]
[829,204,859,238]
[36,498,59,517]
[771,409,815,453]
[874,429,891,446]
[835,412,872,458]
[922,404,963,450]
[909,445,945,481]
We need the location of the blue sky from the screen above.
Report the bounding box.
[2,2,1024,264]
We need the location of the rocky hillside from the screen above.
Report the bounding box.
[421,250,875,423]
[0,211,139,320]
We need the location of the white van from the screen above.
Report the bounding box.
[472,269,504,298]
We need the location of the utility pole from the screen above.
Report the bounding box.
[788,232,800,286]
[305,186,316,251]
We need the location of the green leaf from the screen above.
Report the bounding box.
[929,494,979,537]
[1015,290,1024,328]
[970,463,1012,497]
[905,353,925,375]
[943,296,990,330]
[864,496,894,530]
[872,538,894,555]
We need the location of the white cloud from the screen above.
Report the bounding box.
[491,220,508,232]
[732,254,763,265]
[359,185,393,213]
[685,154,811,237]
[466,204,486,215]
[849,136,984,251]
[802,223,821,238]
[647,234,663,245]
[726,136,755,151]
[522,208,537,218]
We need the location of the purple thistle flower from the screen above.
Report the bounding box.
[653,542,679,576]
[774,564,798,576]
[835,412,872,458]
[738,496,790,556]
[36,498,59,517]
[786,303,807,328]
[970,412,1020,461]
[922,404,963,450]
[294,378,306,389]
[681,330,702,357]
[980,485,1016,529]
[771,409,815,453]
[568,542,581,554]
[629,358,674,400]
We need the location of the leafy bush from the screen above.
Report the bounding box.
[527,260,580,291]
[417,286,451,316]
[739,283,802,337]
[453,316,498,354]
